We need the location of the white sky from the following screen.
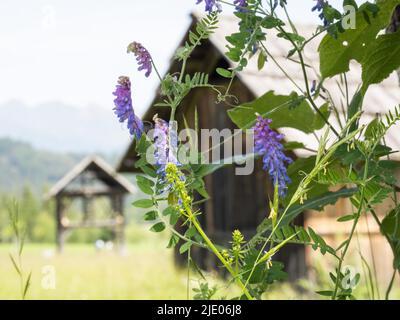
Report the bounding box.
[0,0,349,116]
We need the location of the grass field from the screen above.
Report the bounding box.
[0,225,244,300]
[1,226,398,300]
[0,230,195,299]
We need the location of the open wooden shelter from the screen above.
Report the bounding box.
[117,12,400,282]
[48,155,136,252]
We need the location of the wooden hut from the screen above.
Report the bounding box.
[48,155,136,252]
[117,13,400,282]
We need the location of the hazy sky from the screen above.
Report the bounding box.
[0,0,349,116]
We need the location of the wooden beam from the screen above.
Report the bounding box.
[58,189,126,198]
[63,219,124,229]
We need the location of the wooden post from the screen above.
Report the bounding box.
[56,196,65,253]
[111,193,125,253]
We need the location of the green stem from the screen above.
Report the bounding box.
[154,203,207,249]
[332,159,369,299]
[260,42,303,92]
[275,25,340,138]
[179,58,188,83]
[298,45,340,138]
[385,269,396,300]
[189,217,253,300]
[151,60,163,82]
[170,105,177,122]
[187,220,192,300]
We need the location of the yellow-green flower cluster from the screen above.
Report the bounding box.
[165,163,192,216]
[231,229,245,259]
[222,249,234,265]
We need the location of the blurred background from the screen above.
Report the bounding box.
[1,0,393,299]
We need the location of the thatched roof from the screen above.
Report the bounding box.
[117,12,400,172]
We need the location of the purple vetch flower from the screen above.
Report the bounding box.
[233,0,247,11]
[196,0,221,13]
[127,42,152,77]
[312,0,329,26]
[112,76,144,139]
[153,117,180,177]
[253,116,292,197]
[312,0,324,12]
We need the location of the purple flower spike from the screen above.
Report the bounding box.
[153,117,180,177]
[196,0,221,13]
[253,116,292,197]
[113,76,143,140]
[127,42,152,77]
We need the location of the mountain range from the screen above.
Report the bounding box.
[0,100,131,154]
[0,100,129,192]
[0,137,119,193]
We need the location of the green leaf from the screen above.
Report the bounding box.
[162,206,176,216]
[319,0,399,78]
[193,180,209,199]
[185,226,197,238]
[364,118,380,138]
[136,176,154,195]
[257,51,267,70]
[283,141,306,150]
[136,175,154,186]
[216,67,232,78]
[162,206,180,225]
[361,30,400,91]
[167,234,180,248]
[277,32,305,45]
[347,90,364,132]
[135,135,146,154]
[363,181,392,205]
[150,222,166,233]
[169,210,179,225]
[261,16,284,29]
[337,214,356,222]
[281,188,358,226]
[143,210,158,221]
[140,165,157,178]
[308,227,329,254]
[317,161,360,185]
[228,91,329,133]
[179,241,192,254]
[316,290,334,297]
[132,199,153,208]
[381,206,400,238]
